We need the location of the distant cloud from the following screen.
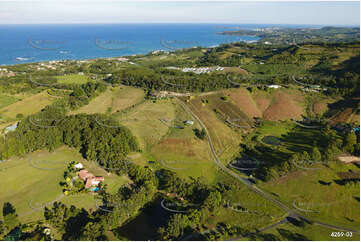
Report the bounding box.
[0,0,359,26]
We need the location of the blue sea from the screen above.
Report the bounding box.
[0,23,322,65]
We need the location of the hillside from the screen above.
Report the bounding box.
[0,37,359,241]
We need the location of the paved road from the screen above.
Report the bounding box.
[258,218,289,233]
[175,97,359,235]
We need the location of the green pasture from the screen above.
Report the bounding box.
[0,146,130,223]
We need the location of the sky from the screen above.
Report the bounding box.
[0,0,359,26]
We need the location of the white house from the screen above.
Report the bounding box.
[268,85,281,89]
[74,162,83,169]
[185,120,194,125]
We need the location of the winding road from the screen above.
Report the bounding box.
[174,97,359,236]
[292,120,323,129]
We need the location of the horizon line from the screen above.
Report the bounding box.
[0,22,359,27]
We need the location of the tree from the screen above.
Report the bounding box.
[2,202,19,231]
[325,143,341,160]
[343,132,357,154]
[194,128,206,140]
[15,113,24,119]
[0,221,5,240]
[311,147,322,162]
[203,190,222,212]
[44,202,90,240]
[159,214,192,240]
[80,221,106,241]
[301,151,311,161]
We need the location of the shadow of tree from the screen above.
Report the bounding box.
[280,128,324,153]
[277,228,309,241]
[318,180,332,186]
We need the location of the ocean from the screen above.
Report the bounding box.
[0,23,321,65]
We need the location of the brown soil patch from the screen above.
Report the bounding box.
[313,101,328,115]
[228,88,262,118]
[329,108,354,125]
[350,114,360,125]
[263,91,304,121]
[254,97,271,113]
[290,91,305,103]
[337,171,360,180]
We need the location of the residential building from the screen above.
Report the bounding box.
[78,169,104,188]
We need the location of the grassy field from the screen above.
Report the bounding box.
[263,221,360,241]
[71,86,144,115]
[0,91,56,121]
[118,99,175,151]
[228,119,359,230]
[255,120,295,138]
[56,74,91,84]
[259,161,360,231]
[150,102,216,182]
[103,97,219,183]
[181,95,243,164]
[133,49,203,67]
[0,146,130,223]
[241,120,335,168]
[0,94,19,110]
[198,172,287,234]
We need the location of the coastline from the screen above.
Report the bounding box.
[5,38,259,67]
[0,23,265,66]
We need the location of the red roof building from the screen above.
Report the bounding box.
[77,169,104,188]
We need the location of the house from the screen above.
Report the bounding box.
[85,176,104,188]
[267,85,281,89]
[184,120,194,125]
[78,169,104,188]
[78,169,94,180]
[74,162,83,169]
